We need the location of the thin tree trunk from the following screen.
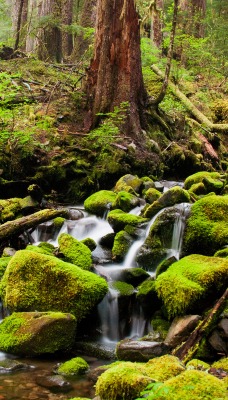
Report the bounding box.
[150,64,228,133]
[173,288,228,363]
[14,0,28,51]
[61,0,74,59]
[152,0,179,105]
[151,0,164,48]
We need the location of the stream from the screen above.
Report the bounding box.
[0,183,191,399]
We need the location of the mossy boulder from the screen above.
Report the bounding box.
[95,355,185,400]
[186,359,210,371]
[158,370,227,400]
[0,250,108,320]
[26,242,55,256]
[57,357,89,376]
[112,230,133,260]
[183,195,228,256]
[0,198,21,222]
[19,195,39,215]
[114,174,142,194]
[151,316,170,340]
[136,278,161,315]
[112,191,140,212]
[120,268,150,287]
[211,357,228,372]
[144,188,161,204]
[81,237,96,251]
[107,209,148,232]
[58,233,92,270]
[184,171,224,194]
[53,216,65,230]
[214,248,228,258]
[111,281,135,297]
[143,186,190,219]
[0,311,76,356]
[84,190,117,217]
[155,254,228,319]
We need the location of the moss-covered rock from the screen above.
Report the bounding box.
[95,355,185,400]
[81,237,96,251]
[120,268,150,287]
[58,233,92,270]
[53,216,65,230]
[137,278,161,315]
[158,370,227,400]
[186,359,210,371]
[26,242,55,256]
[107,209,148,232]
[112,191,140,212]
[212,357,228,372]
[184,171,224,194]
[155,254,228,319]
[143,186,190,219]
[114,174,142,194]
[57,357,89,376]
[151,315,170,340]
[84,190,117,216]
[111,281,135,297]
[112,230,133,260]
[144,188,161,204]
[0,198,22,222]
[183,195,228,256]
[0,250,108,320]
[214,248,228,258]
[19,195,39,215]
[0,311,76,356]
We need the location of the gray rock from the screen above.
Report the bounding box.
[218,318,228,338]
[116,339,170,362]
[208,330,227,354]
[36,374,72,393]
[0,359,31,373]
[165,315,201,348]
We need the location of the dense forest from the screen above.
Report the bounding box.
[0,1,227,400]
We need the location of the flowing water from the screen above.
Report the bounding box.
[0,189,191,399]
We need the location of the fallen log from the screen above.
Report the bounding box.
[150,64,228,133]
[0,208,70,242]
[173,288,228,363]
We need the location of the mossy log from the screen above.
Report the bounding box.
[173,288,228,363]
[0,209,70,242]
[151,64,228,133]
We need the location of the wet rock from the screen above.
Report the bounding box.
[164,315,202,348]
[68,208,84,220]
[35,374,73,393]
[1,247,16,257]
[218,318,228,338]
[116,339,170,362]
[73,342,116,360]
[0,359,31,373]
[208,329,228,355]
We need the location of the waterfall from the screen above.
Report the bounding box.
[98,288,120,344]
[169,203,191,260]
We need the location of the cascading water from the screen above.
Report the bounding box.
[168,203,191,260]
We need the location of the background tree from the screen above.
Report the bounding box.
[84,0,148,138]
[12,0,28,50]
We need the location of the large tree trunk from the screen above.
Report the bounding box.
[12,0,28,51]
[61,0,74,59]
[84,0,148,138]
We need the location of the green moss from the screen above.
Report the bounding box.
[0,198,22,222]
[107,209,148,232]
[0,311,76,356]
[53,217,65,229]
[121,268,150,287]
[214,248,228,258]
[184,172,224,194]
[0,250,108,320]
[26,242,55,256]
[151,316,170,340]
[58,233,92,270]
[114,174,142,194]
[186,359,210,371]
[183,195,228,255]
[112,191,139,212]
[155,254,228,319]
[0,256,11,279]
[111,281,135,297]
[57,357,89,376]
[81,237,96,251]
[112,230,133,260]
[144,188,161,204]
[84,190,117,216]
[143,186,190,218]
[145,355,185,381]
[159,370,227,400]
[137,279,161,314]
[212,357,228,372]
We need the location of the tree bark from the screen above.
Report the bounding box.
[180,0,206,38]
[173,288,228,363]
[61,0,74,59]
[151,0,164,48]
[0,209,70,242]
[84,0,148,138]
[13,0,28,51]
[151,64,228,133]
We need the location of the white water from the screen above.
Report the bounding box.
[168,203,191,260]
[98,288,120,343]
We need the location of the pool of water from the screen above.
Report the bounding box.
[0,353,108,400]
